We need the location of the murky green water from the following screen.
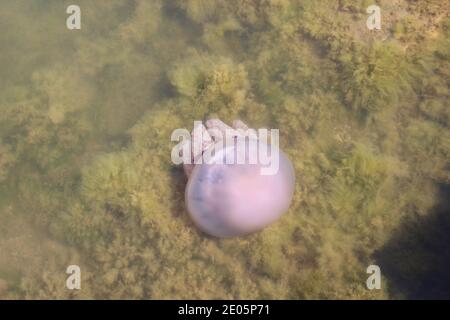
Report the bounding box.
[0,0,449,299]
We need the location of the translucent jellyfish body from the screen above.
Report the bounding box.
[185,136,295,238]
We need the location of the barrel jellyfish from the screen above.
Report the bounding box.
[183,119,295,238]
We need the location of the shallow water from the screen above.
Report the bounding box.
[0,0,449,299]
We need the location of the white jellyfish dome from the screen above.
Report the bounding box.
[185,139,295,237]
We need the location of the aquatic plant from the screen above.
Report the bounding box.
[0,0,449,299]
[338,42,417,115]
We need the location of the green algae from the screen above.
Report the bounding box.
[0,0,449,299]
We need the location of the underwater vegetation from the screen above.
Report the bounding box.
[0,0,449,299]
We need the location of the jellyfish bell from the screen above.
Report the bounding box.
[185,136,295,238]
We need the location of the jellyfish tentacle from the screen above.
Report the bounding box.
[205,119,239,141]
[232,119,258,139]
[184,122,215,178]
[232,119,248,130]
[180,138,195,178]
[191,122,214,159]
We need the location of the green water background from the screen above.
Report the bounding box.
[0,0,449,299]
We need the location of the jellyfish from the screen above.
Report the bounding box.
[183,119,295,238]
